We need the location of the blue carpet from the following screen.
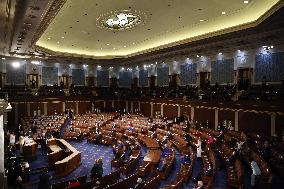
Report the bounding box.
[60,118,71,137]
[22,140,114,189]
[184,157,203,189]
[213,155,227,189]
[159,149,182,187]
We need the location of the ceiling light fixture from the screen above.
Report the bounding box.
[12,61,20,68]
[244,1,249,4]
[222,12,226,15]
[107,44,110,46]
[196,55,199,58]
[200,19,204,22]
[1,57,5,60]
[61,36,65,39]
[31,61,40,65]
[218,52,222,55]
[47,37,51,40]
[97,65,101,68]
[57,41,60,44]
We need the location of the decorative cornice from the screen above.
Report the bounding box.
[30,0,67,49]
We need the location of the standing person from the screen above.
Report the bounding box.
[250,158,261,187]
[91,158,103,180]
[195,139,202,159]
[38,168,51,189]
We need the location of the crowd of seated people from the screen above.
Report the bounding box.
[2,79,284,103]
[38,84,65,96]
[59,111,282,188]
[5,108,283,189]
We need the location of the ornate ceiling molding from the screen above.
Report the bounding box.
[30,0,284,61]
[30,0,67,50]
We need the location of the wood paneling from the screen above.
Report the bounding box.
[47,102,63,115]
[275,115,284,139]
[218,110,235,127]
[78,102,91,114]
[163,104,178,119]
[153,103,161,117]
[141,102,151,117]
[180,106,191,119]
[238,112,270,136]
[65,102,76,112]
[18,103,28,117]
[30,103,44,116]
[195,108,215,129]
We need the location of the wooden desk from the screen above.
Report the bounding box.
[47,139,81,177]
[23,139,37,161]
[138,134,160,149]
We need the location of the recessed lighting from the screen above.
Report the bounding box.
[244,1,249,4]
[123,45,126,48]
[57,41,60,44]
[106,44,110,46]
[196,55,199,57]
[1,57,5,60]
[61,36,65,39]
[47,37,51,40]
[200,19,204,22]
[132,42,135,45]
[222,12,226,15]
[100,48,103,50]
[97,65,101,68]
[270,45,274,49]
[218,52,223,55]
[113,47,116,50]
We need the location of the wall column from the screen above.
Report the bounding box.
[43,103,47,115]
[103,101,106,108]
[27,103,30,116]
[62,102,65,112]
[75,102,79,114]
[271,113,276,137]
[125,101,128,112]
[235,111,239,131]
[177,105,181,117]
[215,109,218,130]
[14,103,18,126]
[150,103,153,117]
[0,114,5,189]
[138,102,141,111]
[111,101,114,108]
[130,101,134,112]
[190,107,194,121]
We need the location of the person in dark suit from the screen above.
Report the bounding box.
[38,168,51,189]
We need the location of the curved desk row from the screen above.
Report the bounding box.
[47,139,81,177]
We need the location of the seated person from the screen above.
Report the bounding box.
[194,180,205,189]
[133,177,143,189]
[250,158,261,187]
